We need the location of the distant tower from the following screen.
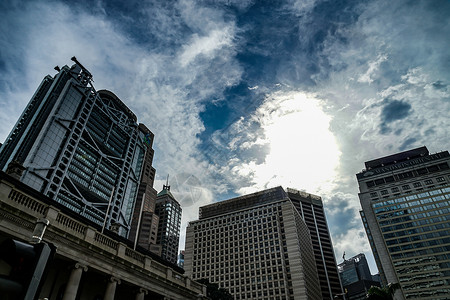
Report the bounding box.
[155,177,182,264]
[178,250,185,269]
[338,253,372,286]
[338,254,381,300]
[286,188,344,300]
[128,125,159,250]
[0,58,156,237]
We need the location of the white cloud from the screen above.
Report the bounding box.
[213,90,341,197]
[0,1,243,252]
[357,53,388,84]
[179,28,235,67]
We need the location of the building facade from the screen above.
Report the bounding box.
[178,250,185,269]
[0,171,206,300]
[286,188,343,299]
[357,146,450,299]
[184,186,322,300]
[155,184,182,264]
[128,125,160,251]
[0,58,156,237]
[338,253,372,286]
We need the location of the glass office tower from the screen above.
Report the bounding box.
[357,146,450,299]
[155,184,182,264]
[0,58,155,237]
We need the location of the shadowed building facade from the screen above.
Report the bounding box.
[0,171,206,300]
[184,186,322,300]
[0,58,156,238]
[357,146,450,299]
[286,188,344,300]
[338,253,380,300]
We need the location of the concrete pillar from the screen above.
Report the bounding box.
[104,276,121,300]
[135,288,148,300]
[62,263,88,300]
[185,277,191,288]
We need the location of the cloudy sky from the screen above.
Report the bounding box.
[1,0,449,273]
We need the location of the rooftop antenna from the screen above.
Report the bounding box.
[163,174,170,191]
[70,56,93,80]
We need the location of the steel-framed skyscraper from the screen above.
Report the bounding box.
[357,146,450,299]
[0,58,156,237]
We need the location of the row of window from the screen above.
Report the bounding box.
[365,162,449,188]
[194,205,280,231]
[391,245,450,260]
[386,228,450,246]
[383,219,450,240]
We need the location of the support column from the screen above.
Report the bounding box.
[104,276,121,300]
[62,263,88,300]
[135,288,148,300]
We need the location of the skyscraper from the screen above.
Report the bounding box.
[0,58,156,237]
[287,188,343,300]
[337,253,380,300]
[128,126,160,250]
[357,146,450,299]
[338,253,372,286]
[184,186,322,300]
[155,184,182,264]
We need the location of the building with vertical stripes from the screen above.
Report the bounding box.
[287,188,344,299]
[357,146,450,299]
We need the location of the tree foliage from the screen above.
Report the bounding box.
[198,279,233,300]
[366,283,401,300]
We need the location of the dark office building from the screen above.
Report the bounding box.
[338,253,372,286]
[338,253,380,300]
[287,188,344,300]
[357,146,450,299]
[155,184,182,264]
[0,58,156,237]
[178,250,185,269]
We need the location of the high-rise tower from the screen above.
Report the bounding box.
[155,183,182,264]
[128,125,160,250]
[287,188,344,300]
[184,186,322,300]
[337,253,372,286]
[0,58,156,237]
[357,146,450,299]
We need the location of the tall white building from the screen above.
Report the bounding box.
[357,146,450,299]
[184,186,322,300]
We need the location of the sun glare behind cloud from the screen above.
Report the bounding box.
[237,91,341,195]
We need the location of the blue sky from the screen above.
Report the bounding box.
[1,0,449,273]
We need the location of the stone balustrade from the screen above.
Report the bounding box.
[0,176,206,299]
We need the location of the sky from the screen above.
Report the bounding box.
[1,0,449,274]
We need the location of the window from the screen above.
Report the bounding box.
[437,177,445,182]
[413,182,422,188]
[402,185,411,190]
[425,179,433,185]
